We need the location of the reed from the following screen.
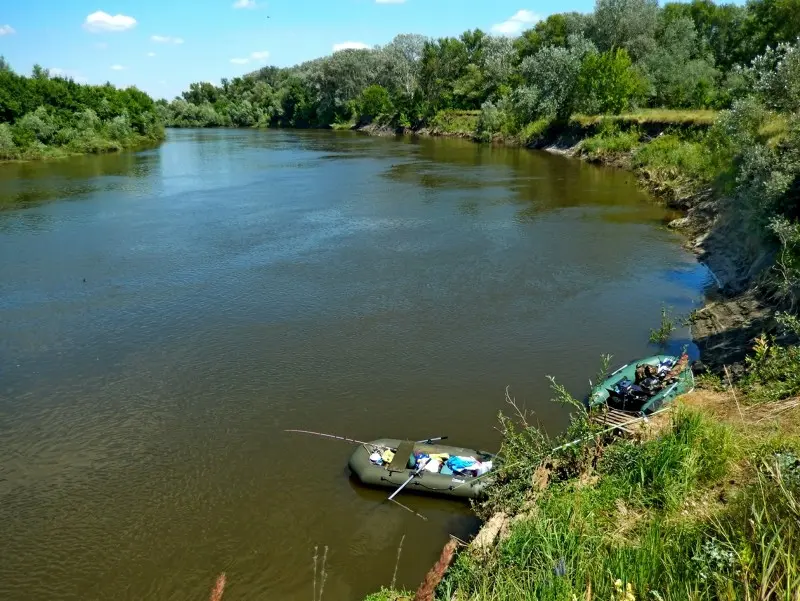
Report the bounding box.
[390,535,405,591]
[209,572,226,601]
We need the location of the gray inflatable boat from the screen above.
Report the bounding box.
[348,438,494,500]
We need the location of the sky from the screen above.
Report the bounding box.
[0,0,600,100]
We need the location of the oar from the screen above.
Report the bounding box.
[388,461,426,501]
[416,436,448,444]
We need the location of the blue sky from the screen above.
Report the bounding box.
[0,0,599,100]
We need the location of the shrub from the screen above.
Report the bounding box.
[356,84,393,124]
[14,106,58,146]
[0,122,15,159]
[477,100,503,140]
[576,48,645,114]
[742,331,800,402]
[649,305,676,345]
[105,114,133,141]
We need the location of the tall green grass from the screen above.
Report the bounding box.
[572,109,718,127]
[601,409,733,509]
[581,123,641,159]
[631,134,721,187]
[439,410,800,601]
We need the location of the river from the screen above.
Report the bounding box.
[0,129,710,601]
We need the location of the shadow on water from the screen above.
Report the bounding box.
[0,148,158,210]
[373,133,663,224]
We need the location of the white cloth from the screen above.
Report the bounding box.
[475,460,493,476]
[424,458,443,473]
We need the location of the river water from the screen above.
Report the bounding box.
[0,129,710,601]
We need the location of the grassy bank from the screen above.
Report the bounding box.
[367,331,800,600]
[439,393,800,600]
[0,130,165,162]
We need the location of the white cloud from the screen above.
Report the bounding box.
[147,52,156,57]
[0,24,15,36]
[229,50,270,65]
[376,0,406,3]
[333,41,369,52]
[151,35,184,44]
[83,11,137,33]
[50,68,88,83]
[233,0,257,8]
[110,64,126,71]
[491,9,540,36]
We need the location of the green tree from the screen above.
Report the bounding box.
[642,17,719,107]
[514,13,592,60]
[743,0,800,61]
[576,48,645,113]
[593,0,660,59]
[517,34,598,121]
[356,84,393,123]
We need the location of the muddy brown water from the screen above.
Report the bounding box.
[0,129,711,601]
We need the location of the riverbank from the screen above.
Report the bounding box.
[358,109,800,600]
[370,385,800,601]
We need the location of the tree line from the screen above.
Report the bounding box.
[160,0,800,132]
[0,60,164,160]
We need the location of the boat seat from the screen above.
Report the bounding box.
[387,440,414,472]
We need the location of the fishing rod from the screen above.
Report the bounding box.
[285,429,449,446]
[284,429,369,445]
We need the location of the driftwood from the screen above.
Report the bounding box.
[414,538,459,601]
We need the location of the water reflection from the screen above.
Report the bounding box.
[0,148,157,209]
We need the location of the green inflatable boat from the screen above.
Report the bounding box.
[588,353,695,415]
[348,438,494,500]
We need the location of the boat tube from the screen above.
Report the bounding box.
[348,438,494,500]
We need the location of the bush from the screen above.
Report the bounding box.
[770,217,800,305]
[576,48,645,114]
[517,34,597,122]
[476,100,503,140]
[742,331,800,402]
[106,114,133,141]
[0,122,15,159]
[747,40,800,113]
[356,84,393,123]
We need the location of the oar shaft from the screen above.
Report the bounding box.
[388,473,416,501]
